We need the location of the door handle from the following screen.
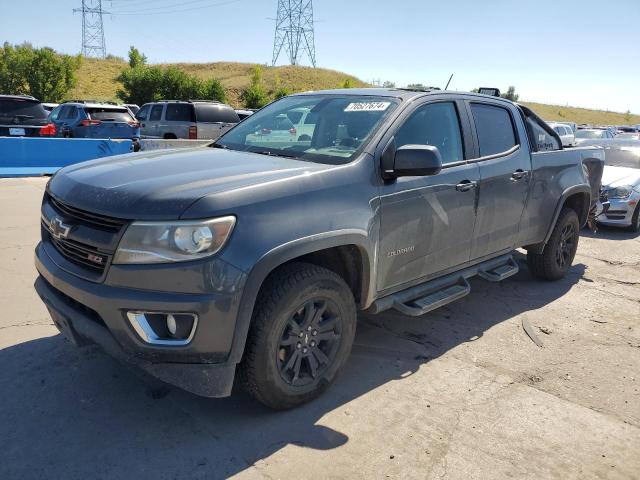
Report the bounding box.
[456,180,477,192]
[511,169,529,180]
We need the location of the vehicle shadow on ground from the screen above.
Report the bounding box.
[0,254,585,480]
[581,224,639,240]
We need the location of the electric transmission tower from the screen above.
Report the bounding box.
[272,0,316,67]
[73,0,108,58]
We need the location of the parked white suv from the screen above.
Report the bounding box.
[548,122,576,147]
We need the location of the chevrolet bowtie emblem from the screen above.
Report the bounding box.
[49,217,72,239]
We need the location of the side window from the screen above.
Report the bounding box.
[470,103,517,157]
[149,105,163,121]
[394,102,464,165]
[519,107,561,152]
[65,106,77,119]
[136,104,150,121]
[165,104,194,122]
[49,105,62,121]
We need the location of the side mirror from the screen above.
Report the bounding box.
[392,144,443,177]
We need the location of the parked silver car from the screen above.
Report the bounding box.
[136,100,239,140]
[596,153,640,231]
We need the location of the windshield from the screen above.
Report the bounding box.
[214,95,398,164]
[576,129,605,139]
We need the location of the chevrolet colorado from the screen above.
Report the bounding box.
[35,88,604,409]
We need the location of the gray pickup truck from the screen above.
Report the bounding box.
[35,88,604,409]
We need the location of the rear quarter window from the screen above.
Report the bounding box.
[165,104,195,122]
[195,104,240,123]
[470,103,517,157]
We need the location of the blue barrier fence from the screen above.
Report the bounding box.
[0,137,133,177]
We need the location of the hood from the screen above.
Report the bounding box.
[601,165,640,188]
[48,147,332,219]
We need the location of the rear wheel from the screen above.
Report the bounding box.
[240,263,356,409]
[527,207,580,280]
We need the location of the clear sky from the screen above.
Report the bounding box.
[1,0,639,113]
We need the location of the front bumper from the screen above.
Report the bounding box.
[34,242,247,397]
[596,197,637,227]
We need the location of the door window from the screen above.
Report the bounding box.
[135,104,150,121]
[394,102,464,165]
[470,104,517,157]
[149,105,164,121]
[165,104,194,122]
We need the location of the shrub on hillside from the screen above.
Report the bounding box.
[240,66,270,109]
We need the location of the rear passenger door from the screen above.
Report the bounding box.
[467,102,532,260]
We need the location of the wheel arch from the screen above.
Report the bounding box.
[227,230,374,364]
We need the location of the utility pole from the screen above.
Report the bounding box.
[272,0,316,67]
[74,0,108,58]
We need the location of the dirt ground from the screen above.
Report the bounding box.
[1,177,638,480]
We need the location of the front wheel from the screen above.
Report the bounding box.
[627,204,640,232]
[527,207,580,280]
[240,263,356,409]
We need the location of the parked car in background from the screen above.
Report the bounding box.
[596,155,640,231]
[136,100,239,140]
[548,122,576,147]
[48,102,140,140]
[616,126,638,134]
[42,103,59,112]
[575,128,615,144]
[235,109,255,120]
[616,132,640,141]
[0,94,54,137]
[124,104,140,115]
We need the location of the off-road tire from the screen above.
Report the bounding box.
[527,207,580,281]
[627,204,640,232]
[239,262,356,409]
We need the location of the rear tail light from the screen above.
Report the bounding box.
[79,119,102,127]
[289,127,297,136]
[189,126,197,139]
[39,123,56,136]
[128,121,140,128]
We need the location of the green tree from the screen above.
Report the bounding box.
[241,66,269,109]
[271,73,290,100]
[382,80,396,88]
[116,65,165,105]
[127,46,147,69]
[0,43,81,102]
[501,86,519,101]
[203,78,226,103]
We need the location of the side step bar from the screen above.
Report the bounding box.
[393,277,470,317]
[369,253,519,316]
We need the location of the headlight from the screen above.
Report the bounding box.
[607,186,633,199]
[113,216,236,264]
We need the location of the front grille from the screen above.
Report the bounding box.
[50,235,109,272]
[47,193,127,232]
[44,193,127,277]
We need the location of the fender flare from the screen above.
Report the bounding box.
[225,229,373,364]
[543,184,592,245]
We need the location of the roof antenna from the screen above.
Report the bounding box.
[444,74,454,90]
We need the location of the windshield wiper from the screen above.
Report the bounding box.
[252,149,299,159]
[210,142,228,149]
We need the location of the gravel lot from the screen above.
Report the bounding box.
[1,177,639,480]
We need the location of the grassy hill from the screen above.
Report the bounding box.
[70,58,640,125]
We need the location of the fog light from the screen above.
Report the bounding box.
[126,311,198,346]
[167,314,177,336]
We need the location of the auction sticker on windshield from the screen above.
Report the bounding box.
[344,102,391,112]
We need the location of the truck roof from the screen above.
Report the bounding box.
[294,87,516,105]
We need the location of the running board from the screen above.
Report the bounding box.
[368,253,519,316]
[393,278,470,317]
[478,256,519,282]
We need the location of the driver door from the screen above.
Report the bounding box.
[377,100,479,293]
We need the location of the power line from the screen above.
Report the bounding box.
[106,0,242,16]
[73,0,108,58]
[272,0,316,68]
